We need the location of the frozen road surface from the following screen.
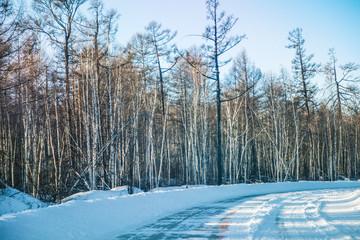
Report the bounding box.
[117,188,360,239]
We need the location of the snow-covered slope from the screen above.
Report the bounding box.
[1,181,360,240]
[0,187,47,216]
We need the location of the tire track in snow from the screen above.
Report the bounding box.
[216,194,287,239]
[215,189,360,239]
[319,189,360,239]
[216,193,302,239]
[275,192,340,239]
[268,190,359,239]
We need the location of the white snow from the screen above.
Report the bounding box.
[1,181,360,240]
[215,188,360,239]
[0,187,47,216]
[62,186,143,202]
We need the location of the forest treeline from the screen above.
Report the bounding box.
[1,0,359,202]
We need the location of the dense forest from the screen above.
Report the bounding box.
[1,0,359,202]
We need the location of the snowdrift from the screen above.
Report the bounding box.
[62,186,143,202]
[0,187,47,216]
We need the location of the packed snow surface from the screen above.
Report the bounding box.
[119,187,360,239]
[1,181,360,239]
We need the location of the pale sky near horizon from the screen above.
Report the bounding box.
[103,0,360,79]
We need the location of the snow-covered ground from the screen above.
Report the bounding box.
[0,187,47,216]
[119,188,360,239]
[1,181,360,240]
[62,186,143,202]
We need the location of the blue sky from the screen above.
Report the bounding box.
[104,0,360,76]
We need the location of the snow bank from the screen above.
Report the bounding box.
[1,181,360,240]
[62,186,143,202]
[0,187,47,216]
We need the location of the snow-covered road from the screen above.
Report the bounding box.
[117,188,360,239]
